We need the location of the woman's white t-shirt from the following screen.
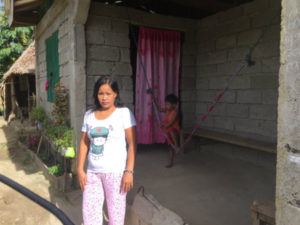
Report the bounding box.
[81,107,136,173]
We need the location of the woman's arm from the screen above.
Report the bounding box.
[77,132,90,191]
[122,126,137,193]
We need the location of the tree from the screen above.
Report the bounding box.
[0,2,34,76]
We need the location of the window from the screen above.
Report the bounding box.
[46,31,59,102]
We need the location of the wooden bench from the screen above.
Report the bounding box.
[185,128,277,154]
[251,201,275,225]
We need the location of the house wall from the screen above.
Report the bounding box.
[85,2,197,112]
[277,0,300,224]
[195,0,281,143]
[35,0,73,116]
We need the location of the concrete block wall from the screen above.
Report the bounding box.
[195,0,281,143]
[85,2,197,113]
[35,0,72,116]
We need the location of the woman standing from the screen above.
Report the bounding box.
[77,75,136,225]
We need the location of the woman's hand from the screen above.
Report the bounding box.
[121,172,133,193]
[77,170,87,191]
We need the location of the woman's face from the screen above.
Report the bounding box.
[98,84,117,110]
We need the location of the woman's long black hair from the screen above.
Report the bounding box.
[93,75,123,110]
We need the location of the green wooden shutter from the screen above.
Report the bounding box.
[46,31,60,102]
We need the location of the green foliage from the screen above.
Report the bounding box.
[53,125,74,149]
[52,82,69,125]
[0,8,34,75]
[29,106,47,123]
[48,164,64,177]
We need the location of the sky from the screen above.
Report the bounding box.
[0,1,3,14]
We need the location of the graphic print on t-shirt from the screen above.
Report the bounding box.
[90,127,109,157]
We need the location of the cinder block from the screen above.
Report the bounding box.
[113,63,132,76]
[251,9,281,28]
[218,7,243,22]
[216,35,236,50]
[207,51,227,65]
[233,118,261,134]
[196,78,209,90]
[87,45,120,61]
[86,76,98,91]
[252,40,280,58]
[59,33,71,51]
[183,44,197,55]
[262,90,278,104]
[104,32,130,48]
[197,65,217,77]
[228,47,249,61]
[243,0,269,15]
[209,76,229,90]
[217,62,240,76]
[196,103,208,114]
[259,120,277,137]
[197,40,215,53]
[197,27,218,42]
[230,76,251,89]
[237,29,262,47]
[182,55,196,66]
[111,18,129,34]
[261,57,280,72]
[198,15,218,28]
[87,61,114,75]
[196,90,216,102]
[181,90,197,102]
[218,17,251,35]
[237,90,262,103]
[227,104,249,118]
[119,76,133,91]
[250,76,279,89]
[262,24,280,42]
[59,63,71,77]
[86,30,105,45]
[197,53,209,66]
[181,102,196,114]
[214,116,234,130]
[119,90,133,104]
[211,103,227,116]
[182,66,196,78]
[219,90,236,103]
[120,48,130,63]
[181,78,196,89]
[240,60,262,74]
[250,105,277,120]
[182,112,197,128]
[59,50,70,65]
[86,15,111,31]
[195,113,214,127]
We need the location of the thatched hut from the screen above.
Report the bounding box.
[1,41,36,121]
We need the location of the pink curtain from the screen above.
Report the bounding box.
[135,26,181,144]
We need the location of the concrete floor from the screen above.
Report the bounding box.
[128,143,276,225]
[1,118,276,225]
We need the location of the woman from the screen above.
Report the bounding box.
[77,75,136,225]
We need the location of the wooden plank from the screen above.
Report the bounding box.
[185,128,277,154]
[251,201,275,225]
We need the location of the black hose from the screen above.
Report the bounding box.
[0,174,75,225]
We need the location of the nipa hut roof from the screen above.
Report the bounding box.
[3,41,35,81]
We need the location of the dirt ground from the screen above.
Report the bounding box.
[0,118,83,225]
